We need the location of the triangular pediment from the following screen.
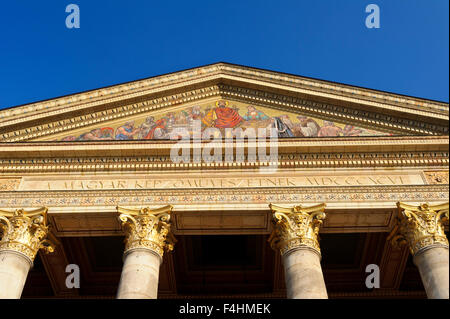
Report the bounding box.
[0,63,447,142]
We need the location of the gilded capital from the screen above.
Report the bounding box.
[117,205,176,258]
[0,208,54,263]
[388,202,449,256]
[268,203,326,256]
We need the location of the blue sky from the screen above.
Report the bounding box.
[0,0,448,109]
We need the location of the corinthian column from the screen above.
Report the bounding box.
[269,203,328,299]
[389,202,449,299]
[0,208,54,299]
[116,205,175,299]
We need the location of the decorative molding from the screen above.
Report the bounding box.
[216,64,448,115]
[0,178,21,191]
[0,185,448,208]
[424,171,449,185]
[1,135,447,154]
[0,152,447,173]
[0,136,448,174]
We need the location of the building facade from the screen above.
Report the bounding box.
[0,63,448,299]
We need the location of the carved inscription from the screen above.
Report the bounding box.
[18,173,425,191]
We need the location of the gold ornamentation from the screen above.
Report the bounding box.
[0,207,54,263]
[117,205,176,258]
[1,150,448,174]
[424,171,449,185]
[0,179,20,191]
[268,203,326,256]
[388,202,449,255]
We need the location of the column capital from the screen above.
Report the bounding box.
[0,207,54,264]
[388,202,449,256]
[268,203,326,256]
[117,205,176,258]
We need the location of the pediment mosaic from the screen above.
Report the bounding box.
[45,99,390,141]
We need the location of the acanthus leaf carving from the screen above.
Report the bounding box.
[117,205,176,258]
[268,203,326,256]
[388,202,449,255]
[0,207,55,263]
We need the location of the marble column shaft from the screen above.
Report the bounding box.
[283,246,328,299]
[391,202,449,299]
[116,248,161,299]
[413,245,449,299]
[0,251,32,299]
[269,203,328,299]
[116,206,175,299]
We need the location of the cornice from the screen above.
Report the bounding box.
[0,63,448,142]
[0,85,222,142]
[0,66,223,126]
[0,151,447,174]
[1,63,447,122]
[0,136,447,159]
[216,64,448,115]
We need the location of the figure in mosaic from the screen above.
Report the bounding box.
[318,121,344,137]
[271,117,295,138]
[343,125,363,136]
[77,128,114,140]
[144,118,170,139]
[292,116,321,137]
[62,135,77,141]
[138,117,156,139]
[208,100,244,128]
[243,106,269,121]
[189,106,204,122]
[115,121,141,140]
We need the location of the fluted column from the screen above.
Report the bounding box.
[269,203,328,299]
[116,205,175,299]
[389,202,449,299]
[0,208,54,299]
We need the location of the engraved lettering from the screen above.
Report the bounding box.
[345,176,355,185]
[286,178,297,186]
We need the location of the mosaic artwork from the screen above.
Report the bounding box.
[57,100,390,141]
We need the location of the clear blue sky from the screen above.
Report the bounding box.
[0,0,448,109]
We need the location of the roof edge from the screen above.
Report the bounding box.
[1,62,448,112]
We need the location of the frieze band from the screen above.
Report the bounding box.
[0,185,448,209]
